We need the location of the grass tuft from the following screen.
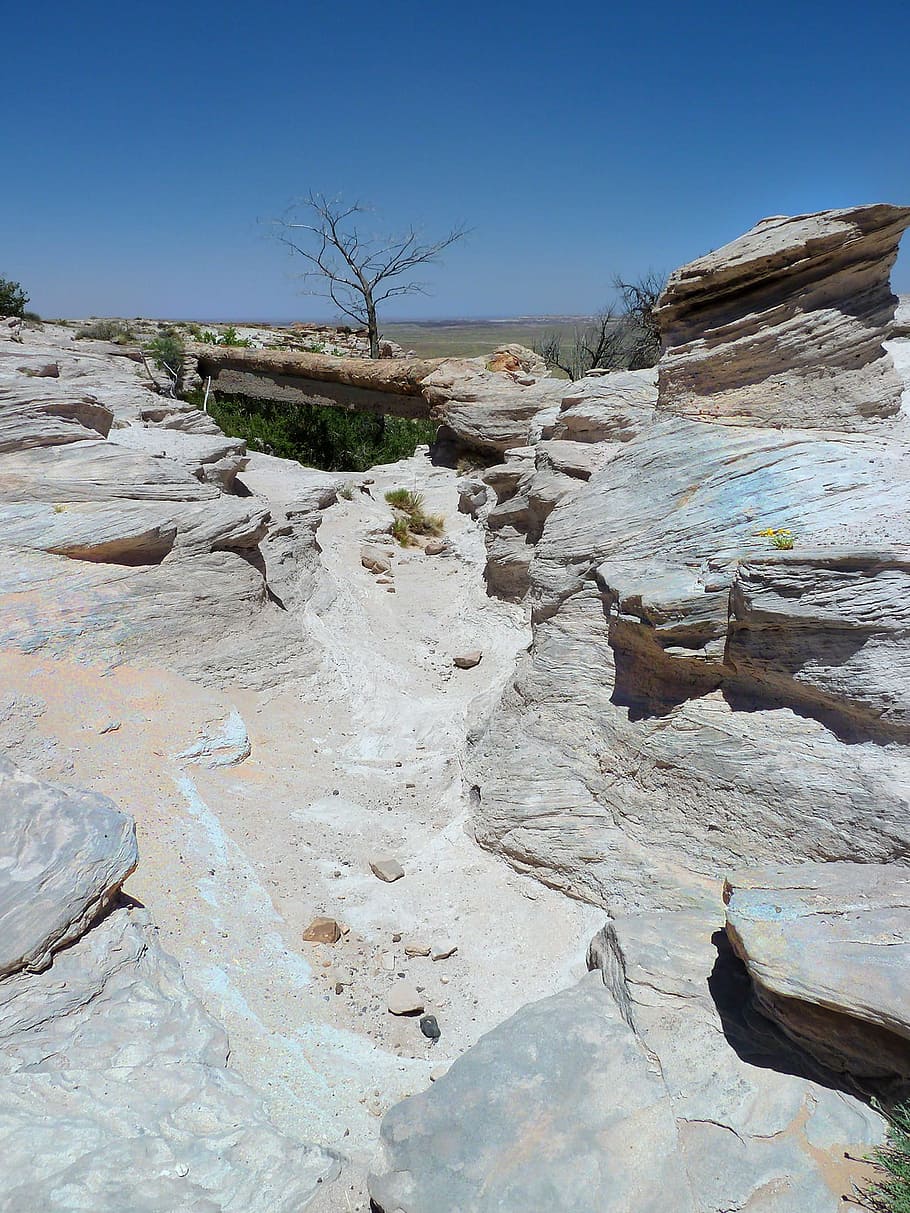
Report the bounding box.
[860,1102,910,1212]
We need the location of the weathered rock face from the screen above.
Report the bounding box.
[369,909,884,1213]
[423,358,565,453]
[0,327,336,687]
[0,759,137,977]
[725,862,910,1095]
[0,760,339,1210]
[466,206,910,912]
[655,204,910,428]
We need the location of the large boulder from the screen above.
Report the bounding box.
[655,204,910,428]
[370,974,692,1213]
[422,358,565,453]
[724,862,910,1093]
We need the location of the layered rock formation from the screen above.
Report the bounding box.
[0,760,338,1210]
[371,909,884,1212]
[656,203,910,427]
[0,328,337,687]
[461,205,910,911]
[725,862,910,1095]
[370,206,910,1210]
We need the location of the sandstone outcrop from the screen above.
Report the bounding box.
[369,908,884,1212]
[465,206,910,911]
[0,759,339,1210]
[371,209,910,1200]
[0,326,335,686]
[655,204,910,428]
[725,862,910,1094]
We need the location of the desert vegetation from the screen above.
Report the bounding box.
[0,275,29,318]
[384,488,444,545]
[532,272,665,378]
[862,1103,910,1212]
[273,192,467,358]
[189,390,438,471]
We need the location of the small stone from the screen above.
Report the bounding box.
[302,917,342,944]
[375,575,393,585]
[391,932,403,943]
[381,951,396,971]
[453,651,482,670]
[388,981,424,1016]
[385,585,396,593]
[404,942,431,958]
[98,720,121,735]
[361,545,391,575]
[424,539,447,556]
[432,942,458,961]
[370,857,405,883]
[429,1064,448,1082]
[420,1014,441,1041]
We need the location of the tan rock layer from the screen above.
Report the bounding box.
[655,203,910,428]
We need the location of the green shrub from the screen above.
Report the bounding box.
[862,1102,910,1212]
[220,325,252,347]
[184,391,437,473]
[384,487,444,540]
[0,276,28,318]
[146,328,185,375]
[339,482,355,500]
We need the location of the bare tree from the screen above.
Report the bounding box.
[533,271,666,380]
[613,271,665,370]
[274,193,467,358]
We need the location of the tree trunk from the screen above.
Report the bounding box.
[365,293,380,359]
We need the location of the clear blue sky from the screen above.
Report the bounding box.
[5,0,909,320]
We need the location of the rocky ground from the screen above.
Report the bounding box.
[1,205,908,1213]
[0,319,601,1207]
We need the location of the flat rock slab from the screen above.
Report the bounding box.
[370,857,405,883]
[0,759,137,977]
[453,650,482,669]
[725,861,910,1084]
[387,982,424,1016]
[369,974,691,1213]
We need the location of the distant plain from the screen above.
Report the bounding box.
[378,317,592,359]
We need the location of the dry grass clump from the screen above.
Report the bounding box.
[385,488,444,546]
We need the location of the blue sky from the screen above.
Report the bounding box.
[4,0,909,320]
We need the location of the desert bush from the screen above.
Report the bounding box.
[146,329,185,375]
[0,276,28,318]
[408,509,444,537]
[384,487,443,540]
[198,326,253,347]
[861,1102,910,1212]
[533,271,665,380]
[76,318,134,343]
[186,391,437,472]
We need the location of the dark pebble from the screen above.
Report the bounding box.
[419,1014,441,1041]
